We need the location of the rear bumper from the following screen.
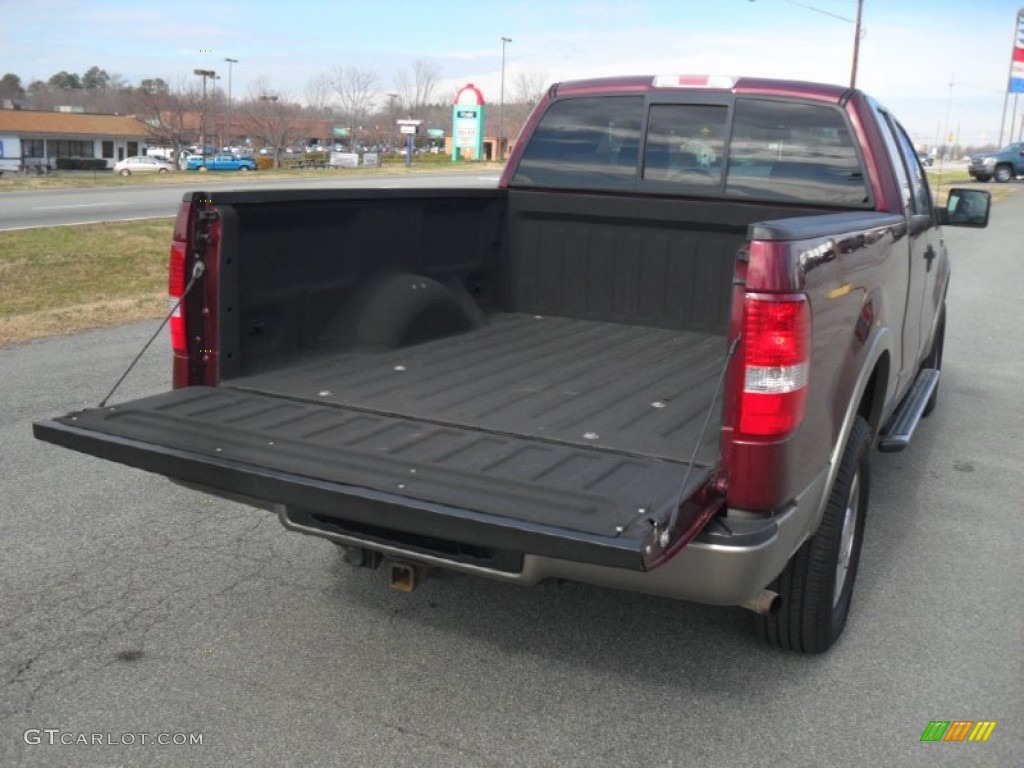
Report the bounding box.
[279,464,831,606]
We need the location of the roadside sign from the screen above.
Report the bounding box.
[452,84,486,161]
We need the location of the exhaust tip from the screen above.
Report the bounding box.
[740,590,781,617]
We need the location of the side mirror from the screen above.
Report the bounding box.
[940,188,991,228]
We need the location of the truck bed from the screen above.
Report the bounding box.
[225,312,724,463]
[36,188,794,572]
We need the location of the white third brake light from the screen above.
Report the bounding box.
[652,74,738,89]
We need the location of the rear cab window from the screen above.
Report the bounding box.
[511,96,643,189]
[512,91,872,208]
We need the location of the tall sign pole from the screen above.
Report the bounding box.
[452,84,485,162]
[999,8,1024,146]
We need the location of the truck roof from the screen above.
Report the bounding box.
[554,74,853,103]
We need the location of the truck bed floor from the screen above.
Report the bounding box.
[226,313,726,464]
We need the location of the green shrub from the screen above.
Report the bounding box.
[54,158,107,171]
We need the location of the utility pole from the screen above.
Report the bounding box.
[500,36,511,161]
[224,57,238,150]
[850,0,864,88]
[748,0,864,88]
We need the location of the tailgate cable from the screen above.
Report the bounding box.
[632,334,739,547]
[97,260,205,408]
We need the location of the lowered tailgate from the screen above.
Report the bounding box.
[34,387,712,571]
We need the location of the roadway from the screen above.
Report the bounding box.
[0,191,1021,767]
[0,171,502,231]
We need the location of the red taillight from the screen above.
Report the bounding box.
[168,240,187,353]
[168,202,191,356]
[737,294,810,437]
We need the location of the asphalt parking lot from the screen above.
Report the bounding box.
[1,190,1021,767]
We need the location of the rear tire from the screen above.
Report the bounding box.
[158,168,169,174]
[754,416,871,654]
[119,169,130,176]
[197,165,208,173]
[240,166,250,172]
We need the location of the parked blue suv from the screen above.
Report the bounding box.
[968,142,1024,183]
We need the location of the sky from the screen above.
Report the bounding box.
[3,0,1023,149]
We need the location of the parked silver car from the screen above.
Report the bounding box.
[113,156,175,176]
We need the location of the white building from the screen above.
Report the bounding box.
[0,109,150,173]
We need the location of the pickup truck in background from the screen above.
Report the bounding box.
[186,152,257,172]
[35,75,991,653]
[967,141,1024,182]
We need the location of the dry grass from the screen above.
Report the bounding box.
[0,219,173,346]
[0,294,166,346]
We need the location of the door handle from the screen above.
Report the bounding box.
[923,245,936,272]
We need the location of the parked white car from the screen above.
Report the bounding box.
[113,156,175,176]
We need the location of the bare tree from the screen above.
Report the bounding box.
[513,70,549,106]
[304,72,335,115]
[330,65,378,142]
[503,69,550,145]
[394,58,441,112]
[243,77,302,167]
[136,77,201,162]
[92,72,134,114]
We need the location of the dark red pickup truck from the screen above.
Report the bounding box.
[35,75,991,653]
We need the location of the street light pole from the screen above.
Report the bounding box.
[224,57,238,150]
[193,68,216,155]
[500,36,511,161]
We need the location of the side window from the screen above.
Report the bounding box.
[888,118,932,216]
[512,96,643,189]
[872,103,913,213]
[642,104,727,185]
[726,98,869,205]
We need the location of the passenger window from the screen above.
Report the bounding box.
[642,105,727,185]
[726,98,869,206]
[872,103,913,213]
[512,96,643,189]
[889,118,932,216]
